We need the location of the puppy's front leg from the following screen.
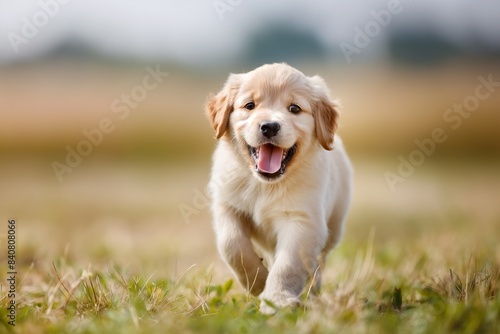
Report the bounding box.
[259,218,325,314]
[213,204,269,295]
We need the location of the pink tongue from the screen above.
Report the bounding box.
[258,144,284,174]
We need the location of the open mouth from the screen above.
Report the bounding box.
[247,143,297,180]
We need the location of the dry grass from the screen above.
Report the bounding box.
[1,61,499,332]
[1,229,499,333]
[1,60,499,158]
[1,158,499,333]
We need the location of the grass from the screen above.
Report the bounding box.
[1,224,499,333]
[1,61,499,332]
[1,158,499,333]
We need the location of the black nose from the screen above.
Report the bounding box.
[260,122,281,138]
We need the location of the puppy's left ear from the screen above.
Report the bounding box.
[205,73,242,139]
[309,75,339,151]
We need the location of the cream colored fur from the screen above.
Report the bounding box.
[206,63,352,314]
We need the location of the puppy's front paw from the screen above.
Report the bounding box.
[259,293,300,315]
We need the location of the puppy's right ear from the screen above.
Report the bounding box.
[205,74,242,139]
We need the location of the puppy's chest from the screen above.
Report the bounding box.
[224,179,284,225]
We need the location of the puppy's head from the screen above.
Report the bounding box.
[206,63,339,183]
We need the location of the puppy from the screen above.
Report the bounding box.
[205,63,352,314]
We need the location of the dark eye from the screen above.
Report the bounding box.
[244,102,255,110]
[289,104,301,114]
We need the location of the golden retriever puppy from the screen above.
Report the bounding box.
[205,63,352,314]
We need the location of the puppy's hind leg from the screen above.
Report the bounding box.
[213,205,269,295]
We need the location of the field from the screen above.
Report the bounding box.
[1,60,499,333]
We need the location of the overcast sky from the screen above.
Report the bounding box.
[1,0,499,65]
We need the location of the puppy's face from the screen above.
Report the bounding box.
[206,63,338,183]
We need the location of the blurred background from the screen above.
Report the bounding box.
[1,1,499,279]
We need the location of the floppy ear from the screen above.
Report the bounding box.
[309,75,339,151]
[205,74,242,139]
